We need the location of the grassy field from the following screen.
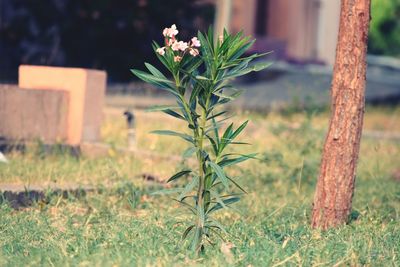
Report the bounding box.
[0,105,399,266]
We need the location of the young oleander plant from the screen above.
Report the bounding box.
[131,25,270,253]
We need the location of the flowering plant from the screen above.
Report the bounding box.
[131,25,270,253]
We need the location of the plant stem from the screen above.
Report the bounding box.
[194,95,211,252]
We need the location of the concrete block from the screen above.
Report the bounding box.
[0,84,68,142]
[19,65,106,145]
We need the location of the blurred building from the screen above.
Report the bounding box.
[212,0,341,65]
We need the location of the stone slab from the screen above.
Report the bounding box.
[0,84,68,143]
[19,65,107,145]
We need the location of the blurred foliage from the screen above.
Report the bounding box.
[369,0,400,57]
[0,0,214,82]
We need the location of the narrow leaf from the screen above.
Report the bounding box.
[208,161,229,189]
[146,105,180,112]
[151,130,194,144]
[167,170,191,183]
[182,225,195,240]
[162,109,185,120]
[182,146,197,159]
[207,197,240,214]
[218,153,258,167]
[178,176,199,201]
[145,62,167,79]
[230,120,249,141]
[226,176,247,194]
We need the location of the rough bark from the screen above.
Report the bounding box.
[311,0,371,229]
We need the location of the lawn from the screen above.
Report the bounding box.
[0,105,399,266]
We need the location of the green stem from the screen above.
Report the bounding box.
[194,95,211,253]
[196,101,208,215]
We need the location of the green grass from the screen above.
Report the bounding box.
[0,107,399,266]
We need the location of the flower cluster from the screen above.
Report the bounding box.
[156,24,201,62]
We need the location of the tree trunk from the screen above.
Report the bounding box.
[311,0,371,229]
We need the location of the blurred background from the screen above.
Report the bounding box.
[0,0,399,109]
[1,2,400,264]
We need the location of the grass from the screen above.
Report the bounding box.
[0,106,399,266]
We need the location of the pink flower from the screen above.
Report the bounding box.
[174,56,182,62]
[189,48,199,57]
[156,47,166,56]
[178,41,188,51]
[172,41,188,51]
[171,41,180,51]
[163,24,179,38]
[191,37,201,47]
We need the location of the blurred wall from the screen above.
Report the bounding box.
[268,0,320,62]
[316,0,340,65]
[231,0,257,37]
[225,0,341,65]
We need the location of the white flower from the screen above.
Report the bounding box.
[171,41,180,51]
[191,37,201,47]
[156,47,166,56]
[178,41,188,51]
[163,28,168,37]
[174,56,182,62]
[163,24,179,37]
[189,48,199,57]
[171,41,188,51]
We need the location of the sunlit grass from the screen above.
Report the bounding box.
[0,106,399,266]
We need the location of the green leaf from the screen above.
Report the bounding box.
[195,75,211,81]
[182,146,197,159]
[210,190,228,211]
[145,105,180,112]
[208,161,229,189]
[151,130,194,144]
[222,123,234,141]
[207,25,215,51]
[198,31,213,65]
[145,62,167,79]
[219,123,234,153]
[178,176,199,201]
[211,117,220,146]
[173,199,196,214]
[252,61,273,72]
[152,42,172,72]
[182,57,203,74]
[213,90,243,101]
[230,120,249,141]
[167,170,191,183]
[206,135,218,156]
[146,105,185,120]
[206,218,228,235]
[189,84,202,105]
[218,153,257,167]
[182,225,195,240]
[207,111,227,121]
[230,141,251,145]
[130,69,179,97]
[226,176,247,194]
[130,69,173,86]
[162,109,185,120]
[228,37,254,61]
[207,197,240,214]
